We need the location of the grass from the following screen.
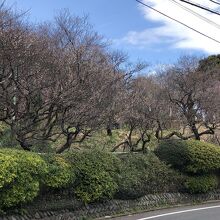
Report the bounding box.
[0,123,160,153]
[3,121,218,153]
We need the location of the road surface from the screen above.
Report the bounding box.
[109,202,220,220]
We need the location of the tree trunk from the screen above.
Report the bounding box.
[111,141,128,152]
[17,139,31,151]
[56,132,74,154]
[142,141,147,153]
[191,123,200,140]
[106,125,112,136]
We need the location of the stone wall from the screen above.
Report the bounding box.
[2,191,220,220]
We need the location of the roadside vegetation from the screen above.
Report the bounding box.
[2,140,220,211]
[0,3,220,214]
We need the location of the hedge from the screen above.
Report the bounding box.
[155,140,220,174]
[42,154,74,189]
[0,150,74,209]
[185,175,218,194]
[1,144,219,210]
[65,150,120,203]
[116,153,184,199]
[0,149,47,209]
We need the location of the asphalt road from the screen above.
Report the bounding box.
[108,202,220,220]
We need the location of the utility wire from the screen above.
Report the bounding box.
[209,0,220,6]
[179,0,220,16]
[169,0,220,29]
[135,0,220,44]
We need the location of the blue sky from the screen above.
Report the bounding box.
[6,0,220,66]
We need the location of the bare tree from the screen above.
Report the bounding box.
[112,75,158,153]
[47,11,131,153]
[161,56,220,140]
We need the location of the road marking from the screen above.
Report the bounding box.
[137,205,220,220]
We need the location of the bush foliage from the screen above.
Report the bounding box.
[155,140,220,174]
[116,153,184,199]
[185,175,218,194]
[0,149,47,209]
[1,143,220,210]
[42,155,74,189]
[66,150,120,203]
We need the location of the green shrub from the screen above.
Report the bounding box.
[155,140,189,170]
[155,140,220,174]
[74,170,117,203]
[66,150,119,203]
[145,154,185,193]
[0,149,47,209]
[116,153,184,199]
[186,141,220,173]
[42,154,74,189]
[116,154,145,199]
[185,175,218,194]
[0,153,17,189]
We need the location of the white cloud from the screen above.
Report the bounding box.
[121,0,220,53]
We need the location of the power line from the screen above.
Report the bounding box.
[209,0,220,6]
[169,0,220,29]
[179,0,220,16]
[135,0,220,44]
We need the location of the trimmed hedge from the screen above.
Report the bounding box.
[116,153,184,199]
[155,140,220,174]
[0,150,75,209]
[66,150,120,203]
[1,143,219,210]
[42,155,74,189]
[0,153,17,189]
[0,149,47,209]
[185,175,218,194]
